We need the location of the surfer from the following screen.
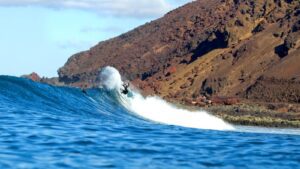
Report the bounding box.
[121,82,130,95]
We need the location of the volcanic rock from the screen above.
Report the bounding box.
[22,72,41,82]
[58,0,300,104]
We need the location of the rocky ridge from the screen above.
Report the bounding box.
[57,0,300,105]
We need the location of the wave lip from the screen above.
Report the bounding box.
[99,66,123,90]
[99,66,234,131]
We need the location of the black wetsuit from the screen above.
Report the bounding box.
[121,83,129,95]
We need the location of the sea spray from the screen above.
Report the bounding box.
[99,66,123,90]
[99,66,234,131]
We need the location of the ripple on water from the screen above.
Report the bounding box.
[0,76,300,168]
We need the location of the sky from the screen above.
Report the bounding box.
[0,0,193,77]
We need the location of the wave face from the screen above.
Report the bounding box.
[0,70,300,168]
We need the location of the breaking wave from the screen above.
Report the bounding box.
[98,66,234,131]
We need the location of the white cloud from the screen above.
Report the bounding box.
[0,0,174,18]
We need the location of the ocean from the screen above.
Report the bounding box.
[0,67,300,169]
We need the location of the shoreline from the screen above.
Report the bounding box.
[204,103,300,128]
[166,97,300,128]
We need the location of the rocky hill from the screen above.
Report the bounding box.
[58,0,300,104]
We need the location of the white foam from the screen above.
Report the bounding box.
[99,66,234,131]
[99,66,123,90]
[126,94,234,130]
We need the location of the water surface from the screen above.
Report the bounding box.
[0,75,299,169]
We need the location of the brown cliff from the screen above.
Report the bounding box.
[58,0,300,104]
[22,72,64,86]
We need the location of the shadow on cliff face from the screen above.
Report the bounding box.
[189,30,229,63]
[275,44,289,58]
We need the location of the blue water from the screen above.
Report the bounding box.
[0,76,300,169]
